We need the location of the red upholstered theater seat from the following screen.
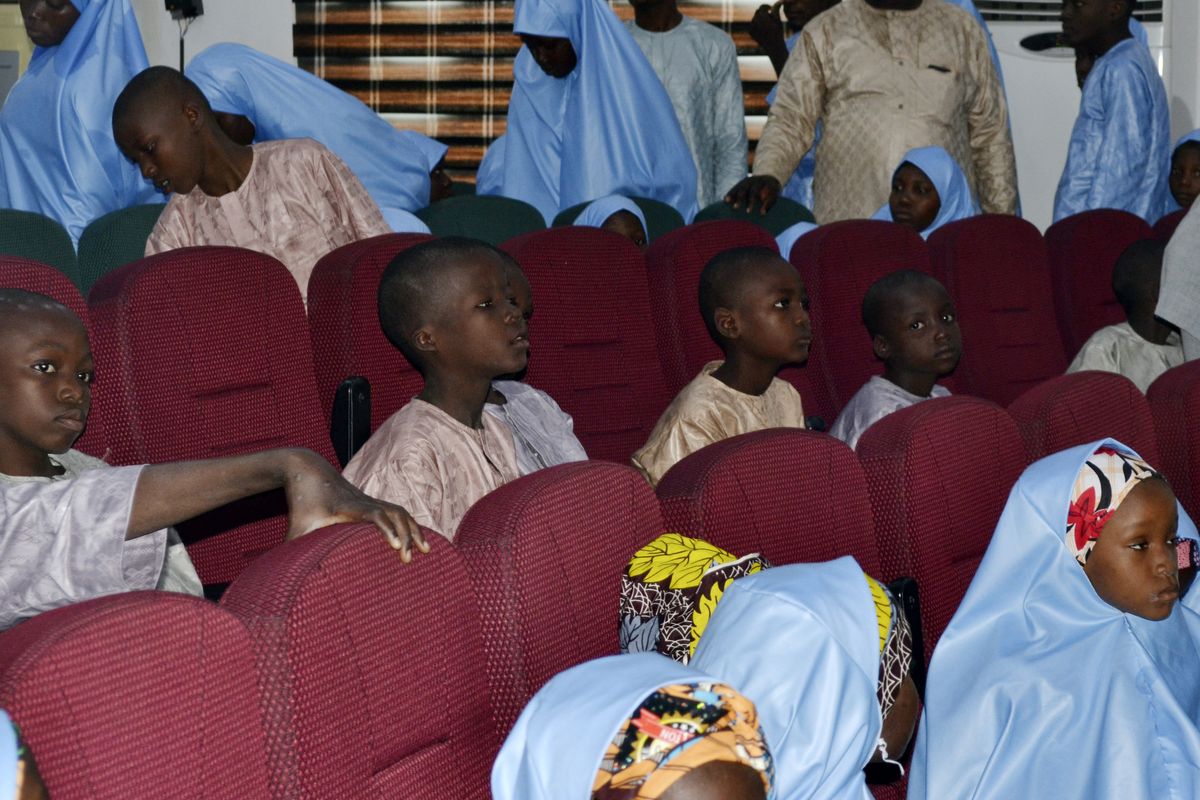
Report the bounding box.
[221,525,496,799]
[1148,362,1200,523]
[790,220,935,415]
[88,246,337,585]
[929,215,1067,405]
[502,227,671,462]
[1044,209,1153,358]
[1007,371,1158,464]
[0,256,106,458]
[306,232,432,427]
[644,220,833,422]
[0,593,273,800]
[456,461,663,734]
[656,428,881,575]
[857,396,1025,661]
[1153,209,1187,241]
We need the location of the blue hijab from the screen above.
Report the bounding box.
[691,558,881,800]
[775,221,817,260]
[186,43,447,225]
[0,711,14,800]
[872,146,979,239]
[909,440,1200,799]
[1168,129,1200,212]
[572,194,647,234]
[482,0,698,224]
[0,0,155,245]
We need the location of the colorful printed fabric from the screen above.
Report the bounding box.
[866,575,913,721]
[1066,446,1160,565]
[620,533,770,664]
[592,681,774,799]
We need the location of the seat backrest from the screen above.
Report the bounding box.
[1148,362,1200,524]
[1007,371,1158,464]
[89,246,336,585]
[656,429,881,575]
[455,462,664,734]
[502,227,671,462]
[306,233,433,426]
[929,215,1067,405]
[552,196,685,242]
[1044,209,1153,357]
[76,204,166,294]
[0,209,78,287]
[693,197,815,235]
[221,524,496,799]
[0,256,107,457]
[416,195,545,246]
[856,396,1025,661]
[1153,209,1188,241]
[790,220,933,414]
[0,592,273,800]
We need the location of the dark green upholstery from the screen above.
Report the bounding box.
[416,195,546,246]
[693,197,815,236]
[552,196,685,242]
[0,209,79,286]
[77,204,166,293]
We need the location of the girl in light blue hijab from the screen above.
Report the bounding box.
[872,146,979,239]
[1168,130,1200,213]
[492,652,775,800]
[573,195,648,248]
[477,0,698,225]
[909,441,1200,799]
[185,43,449,230]
[0,0,155,245]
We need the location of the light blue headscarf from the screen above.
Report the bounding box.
[909,439,1200,799]
[691,558,882,800]
[872,146,979,238]
[0,0,155,245]
[186,43,447,224]
[1168,129,1200,212]
[775,221,817,260]
[481,0,698,225]
[573,194,647,235]
[0,711,14,800]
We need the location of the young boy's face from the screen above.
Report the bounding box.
[874,282,961,378]
[115,103,205,196]
[726,259,812,366]
[19,0,78,48]
[521,34,577,78]
[0,306,92,476]
[888,164,940,233]
[1169,145,1200,210]
[427,254,528,380]
[1083,478,1181,620]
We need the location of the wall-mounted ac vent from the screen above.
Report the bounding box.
[977,0,1163,23]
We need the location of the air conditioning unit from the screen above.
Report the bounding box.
[982,0,1168,230]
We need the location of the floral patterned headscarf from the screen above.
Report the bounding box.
[1066,446,1160,566]
[592,681,774,799]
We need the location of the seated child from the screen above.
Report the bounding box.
[342,238,529,537]
[484,260,588,474]
[632,246,809,486]
[1,710,45,800]
[492,652,775,800]
[1068,239,1182,392]
[0,290,424,631]
[909,441,1200,798]
[1169,130,1200,212]
[572,195,649,248]
[871,146,979,239]
[830,271,960,450]
[691,558,919,798]
[111,67,391,303]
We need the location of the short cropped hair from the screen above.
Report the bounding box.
[377,236,509,370]
[698,246,784,343]
[861,270,944,339]
[112,66,212,131]
[0,289,72,327]
[1111,238,1166,316]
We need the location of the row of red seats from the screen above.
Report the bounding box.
[3,369,1197,799]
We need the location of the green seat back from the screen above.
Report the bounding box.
[552,196,685,243]
[693,197,815,236]
[416,195,545,246]
[0,210,79,286]
[77,204,166,294]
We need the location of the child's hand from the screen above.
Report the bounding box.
[281,451,429,561]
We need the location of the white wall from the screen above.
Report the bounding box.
[130,0,295,69]
[1167,0,1200,140]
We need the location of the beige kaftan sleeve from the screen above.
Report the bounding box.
[632,408,730,488]
[961,20,1017,215]
[750,28,826,186]
[143,199,189,257]
[313,148,392,240]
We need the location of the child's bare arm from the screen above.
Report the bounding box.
[127,449,429,561]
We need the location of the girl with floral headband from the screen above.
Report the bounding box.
[491,652,775,800]
[909,440,1200,799]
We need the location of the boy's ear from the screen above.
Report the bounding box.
[412,326,437,354]
[714,307,738,340]
[183,100,204,131]
[872,333,891,361]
